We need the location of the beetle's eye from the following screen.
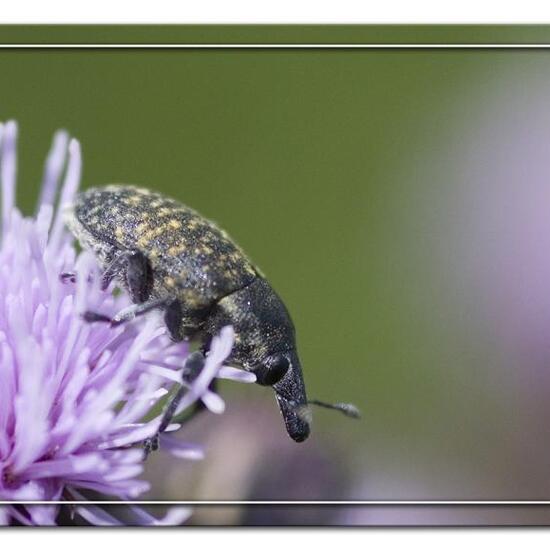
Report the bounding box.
[255,356,290,386]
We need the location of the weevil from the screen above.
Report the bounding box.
[65,185,358,443]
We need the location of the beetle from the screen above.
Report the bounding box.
[65,185,358,443]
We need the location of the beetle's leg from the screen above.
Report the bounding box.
[101,250,152,301]
[111,297,167,325]
[170,379,216,424]
[164,299,206,342]
[62,251,152,298]
[83,297,168,326]
[143,398,212,458]
[164,299,184,341]
[161,354,217,426]
[143,351,209,458]
[124,251,153,303]
[83,251,157,324]
[99,253,130,291]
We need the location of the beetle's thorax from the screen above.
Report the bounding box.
[205,277,296,370]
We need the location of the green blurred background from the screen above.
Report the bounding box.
[5,27,550,510]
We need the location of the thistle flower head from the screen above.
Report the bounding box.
[0,121,254,525]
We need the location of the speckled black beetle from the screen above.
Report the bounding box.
[65,185,358,443]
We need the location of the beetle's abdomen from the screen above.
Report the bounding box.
[72,185,258,305]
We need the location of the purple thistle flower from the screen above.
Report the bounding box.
[0,121,255,526]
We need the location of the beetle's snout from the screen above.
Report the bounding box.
[274,393,310,442]
[272,352,310,442]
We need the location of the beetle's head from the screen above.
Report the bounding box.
[210,278,311,442]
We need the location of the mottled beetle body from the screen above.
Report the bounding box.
[65,185,310,442]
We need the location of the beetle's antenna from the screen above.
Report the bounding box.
[307,399,361,419]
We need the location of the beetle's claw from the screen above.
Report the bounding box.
[142,434,159,459]
[82,310,113,324]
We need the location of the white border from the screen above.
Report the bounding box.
[3,0,550,24]
[1,39,548,506]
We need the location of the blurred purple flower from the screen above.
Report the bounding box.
[0,121,255,525]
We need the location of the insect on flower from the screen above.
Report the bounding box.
[65,184,360,443]
[0,121,255,526]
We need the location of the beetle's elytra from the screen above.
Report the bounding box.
[65,184,311,442]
